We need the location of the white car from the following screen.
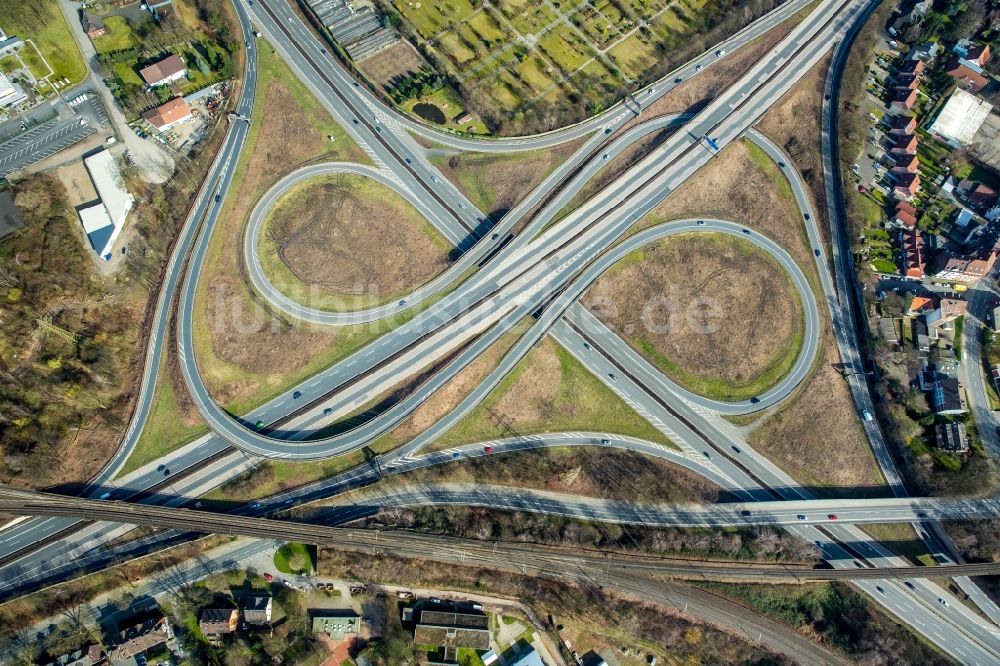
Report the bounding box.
[716,49,726,57]
[863,410,874,422]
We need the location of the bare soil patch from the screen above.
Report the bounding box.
[431,136,585,219]
[51,161,98,207]
[757,54,832,241]
[263,175,448,303]
[749,337,887,497]
[584,233,801,398]
[643,140,812,276]
[358,41,427,89]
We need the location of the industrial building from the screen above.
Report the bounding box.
[929,89,993,147]
[78,150,134,260]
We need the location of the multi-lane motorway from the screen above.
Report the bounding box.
[5,0,1000,662]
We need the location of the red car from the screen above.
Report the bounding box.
[827,514,838,521]
[263,573,274,582]
[484,446,493,454]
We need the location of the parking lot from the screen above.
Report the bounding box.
[0,91,111,178]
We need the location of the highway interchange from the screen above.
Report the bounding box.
[5,0,1000,662]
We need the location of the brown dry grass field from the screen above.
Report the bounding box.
[642,140,813,276]
[192,44,378,412]
[354,446,729,504]
[52,161,98,207]
[430,136,585,218]
[757,53,832,240]
[262,174,449,307]
[749,337,888,497]
[583,233,802,400]
[358,40,427,88]
[429,337,673,450]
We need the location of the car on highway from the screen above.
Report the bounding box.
[100,492,112,500]
[716,49,726,57]
[484,446,493,454]
[603,153,609,160]
[250,502,263,509]
[862,410,873,422]
[697,220,704,225]
[608,373,616,380]
[742,228,750,235]
[853,560,863,568]
[323,408,333,416]
[876,586,886,595]
[399,299,406,306]
[777,161,786,167]
[214,194,221,202]
[938,598,949,607]
[797,514,807,520]
[255,419,265,429]
[601,439,610,444]
[731,445,741,453]
[702,451,710,458]
[803,213,811,220]
[293,391,302,399]
[405,158,412,164]
[674,77,683,83]
[904,581,915,589]
[695,64,702,70]
[432,176,440,183]
[352,118,358,124]
[827,513,838,521]
[740,510,751,517]
[814,249,821,256]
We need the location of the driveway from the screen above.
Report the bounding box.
[57,0,175,183]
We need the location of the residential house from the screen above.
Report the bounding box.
[956,180,999,212]
[890,88,918,113]
[895,200,918,227]
[139,53,187,86]
[898,228,925,278]
[910,0,933,21]
[199,608,238,644]
[894,133,918,153]
[888,114,917,136]
[242,595,272,626]
[908,41,941,61]
[946,59,989,93]
[933,238,999,282]
[893,172,921,200]
[894,71,921,91]
[43,645,105,666]
[83,14,106,39]
[992,305,1000,331]
[988,201,1000,223]
[311,610,361,639]
[108,611,174,666]
[890,152,919,173]
[926,298,968,332]
[961,43,992,67]
[0,71,26,109]
[936,421,969,453]
[929,376,966,415]
[908,295,935,315]
[413,608,490,662]
[142,97,192,131]
[899,58,925,76]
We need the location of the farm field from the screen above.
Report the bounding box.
[383,0,790,134]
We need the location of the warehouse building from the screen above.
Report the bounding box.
[78,150,134,260]
[929,89,993,147]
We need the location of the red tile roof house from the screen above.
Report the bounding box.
[946,59,989,93]
[894,73,920,90]
[967,43,992,67]
[889,116,917,136]
[908,295,936,315]
[142,97,192,130]
[890,151,919,173]
[966,183,998,212]
[890,88,918,113]
[894,172,921,200]
[894,133,918,153]
[898,229,925,278]
[139,54,187,87]
[894,201,918,227]
[901,58,926,75]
